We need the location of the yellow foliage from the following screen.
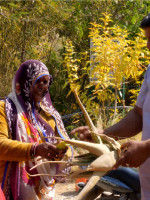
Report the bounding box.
[64,40,79,92]
[89,13,148,94]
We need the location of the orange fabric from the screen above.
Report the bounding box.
[75,178,88,191]
[0,101,33,182]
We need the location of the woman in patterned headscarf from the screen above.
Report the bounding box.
[0,60,73,200]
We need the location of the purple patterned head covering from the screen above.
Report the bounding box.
[12,60,56,142]
[15,60,52,113]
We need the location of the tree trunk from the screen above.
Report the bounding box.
[21,21,26,63]
[114,84,118,119]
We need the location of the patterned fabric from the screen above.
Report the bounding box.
[0,186,6,200]
[2,60,72,200]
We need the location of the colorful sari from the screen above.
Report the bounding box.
[0,186,5,200]
[1,60,73,200]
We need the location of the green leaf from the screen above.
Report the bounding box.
[7,3,19,8]
[19,12,29,15]
[56,141,69,150]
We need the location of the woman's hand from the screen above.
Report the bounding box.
[113,140,150,169]
[35,142,67,160]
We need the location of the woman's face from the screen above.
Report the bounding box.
[31,75,50,102]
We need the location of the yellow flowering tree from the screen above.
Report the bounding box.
[89,13,149,117]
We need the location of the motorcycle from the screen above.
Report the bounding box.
[77,167,141,200]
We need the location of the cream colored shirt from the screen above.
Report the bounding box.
[136,65,150,200]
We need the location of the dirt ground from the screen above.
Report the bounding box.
[55,181,120,200]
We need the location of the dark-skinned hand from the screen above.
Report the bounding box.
[113,140,150,169]
[35,142,67,161]
[71,126,103,142]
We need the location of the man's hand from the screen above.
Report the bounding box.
[114,140,150,169]
[71,126,104,142]
[71,126,91,141]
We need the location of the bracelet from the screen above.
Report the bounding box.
[30,142,38,159]
[33,142,38,157]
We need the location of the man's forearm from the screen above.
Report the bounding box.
[103,106,143,140]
